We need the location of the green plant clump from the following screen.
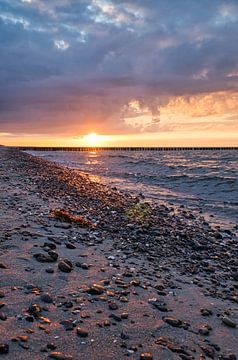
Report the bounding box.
[126,202,151,223]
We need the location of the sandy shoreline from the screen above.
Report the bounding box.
[0,147,237,359]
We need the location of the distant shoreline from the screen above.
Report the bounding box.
[8,146,238,151]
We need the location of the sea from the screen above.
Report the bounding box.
[27,149,238,230]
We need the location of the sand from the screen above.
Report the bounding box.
[0,147,237,359]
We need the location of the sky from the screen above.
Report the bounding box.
[0,0,238,147]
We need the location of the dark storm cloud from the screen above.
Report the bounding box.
[0,0,238,134]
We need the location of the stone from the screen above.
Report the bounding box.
[148,298,168,312]
[140,353,153,360]
[163,317,182,327]
[121,312,129,319]
[46,268,54,273]
[28,303,42,318]
[199,327,210,336]
[0,312,7,321]
[34,253,56,263]
[87,284,104,295]
[65,243,76,249]
[48,251,59,261]
[60,320,74,331]
[220,353,237,360]
[41,293,53,303]
[231,272,238,281]
[200,308,213,316]
[76,327,88,337]
[48,352,73,360]
[81,263,89,270]
[58,260,73,273]
[200,345,215,358]
[0,343,9,354]
[43,242,56,250]
[222,316,237,328]
[108,302,118,310]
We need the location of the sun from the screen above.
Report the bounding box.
[84,132,100,146]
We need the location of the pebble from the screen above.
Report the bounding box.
[0,343,9,354]
[199,327,210,336]
[140,353,153,360]
[231,272,238,281]
[0,312,7,321]
[163,317,182,327]
[222,316,237,328]
[108,302,118,310]
[60,320,74,331]
[28,303,42,318]
[65,242,76,249]
[48,352,73,360]
[220,353,237,360]
[87,284,104,295]
[46,268,54,273]
[200,308,213,316]
[58,260,73,273]
[76,327,89,337]
[40,293,54,303]
[34,253,57,263]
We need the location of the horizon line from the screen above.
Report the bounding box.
[6,146,238,151]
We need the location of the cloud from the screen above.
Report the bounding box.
[0,0,238,136]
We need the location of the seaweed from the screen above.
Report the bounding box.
[51,209,94,228]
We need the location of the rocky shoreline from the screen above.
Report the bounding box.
[0,148,237,359]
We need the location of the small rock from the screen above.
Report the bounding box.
[41,293,53,304]
[60,320,74,331]
[65,243,76,249]
[220,353,237,360]
[46,268,54,274]
[199,327,210,336]
[58,260,73,273]
[121,312,129,319]
[43,242,56,250]
[0,312,7,321]
[108,302,118,310]
[222,316,237,328]
[148,298,168,312]
[76,327,88,338]
[87,284,104,295]
[201,345,215,358]
[34,253,57,263]
[140,353,153,360]
[163,317,182,327]
[121,332,129,340]
[28,304,42,318]
[0,343,9,354]
[48,352,73,360]
[200,308,213,316]
[231,272,238,281]
[81,263,89,270]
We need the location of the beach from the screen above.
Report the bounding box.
[0,147,237,359]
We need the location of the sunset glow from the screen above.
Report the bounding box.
[83,133,100,146]
[0,0,237,146]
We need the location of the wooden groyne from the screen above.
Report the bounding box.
[12,146,238,152]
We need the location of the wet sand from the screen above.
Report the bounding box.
[0,147,237,360]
